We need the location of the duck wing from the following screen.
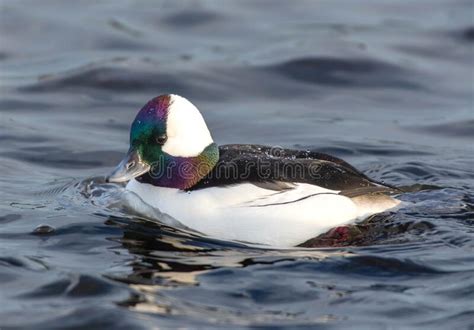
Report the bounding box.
[190,144,399,196]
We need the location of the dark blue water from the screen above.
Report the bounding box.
[1,1,473,328]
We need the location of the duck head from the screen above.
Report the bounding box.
[106,94,219,189]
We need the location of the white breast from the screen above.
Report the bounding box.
[124,179,399,247]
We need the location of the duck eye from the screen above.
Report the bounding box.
[155,134,167,145]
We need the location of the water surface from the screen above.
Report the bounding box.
[1,0,473,328]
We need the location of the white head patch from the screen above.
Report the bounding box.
[162,94,214,157]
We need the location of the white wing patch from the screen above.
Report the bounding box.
[236,183,340,207]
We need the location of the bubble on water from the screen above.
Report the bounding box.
[32,224,56,235]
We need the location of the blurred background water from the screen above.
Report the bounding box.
[0,0,473,328]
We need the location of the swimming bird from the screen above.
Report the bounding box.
[106,94,400,246]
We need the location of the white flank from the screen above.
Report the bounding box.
[126,180,400,247]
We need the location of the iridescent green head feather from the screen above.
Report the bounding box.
[130,95,170,165]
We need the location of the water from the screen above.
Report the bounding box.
[1,0,473,328]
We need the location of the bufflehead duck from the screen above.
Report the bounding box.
[106,94,400,246]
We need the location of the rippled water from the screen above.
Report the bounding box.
[1,0,473,328]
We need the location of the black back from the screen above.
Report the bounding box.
[189,144,399,195]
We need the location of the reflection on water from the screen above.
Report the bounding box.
[0,0,473,328]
